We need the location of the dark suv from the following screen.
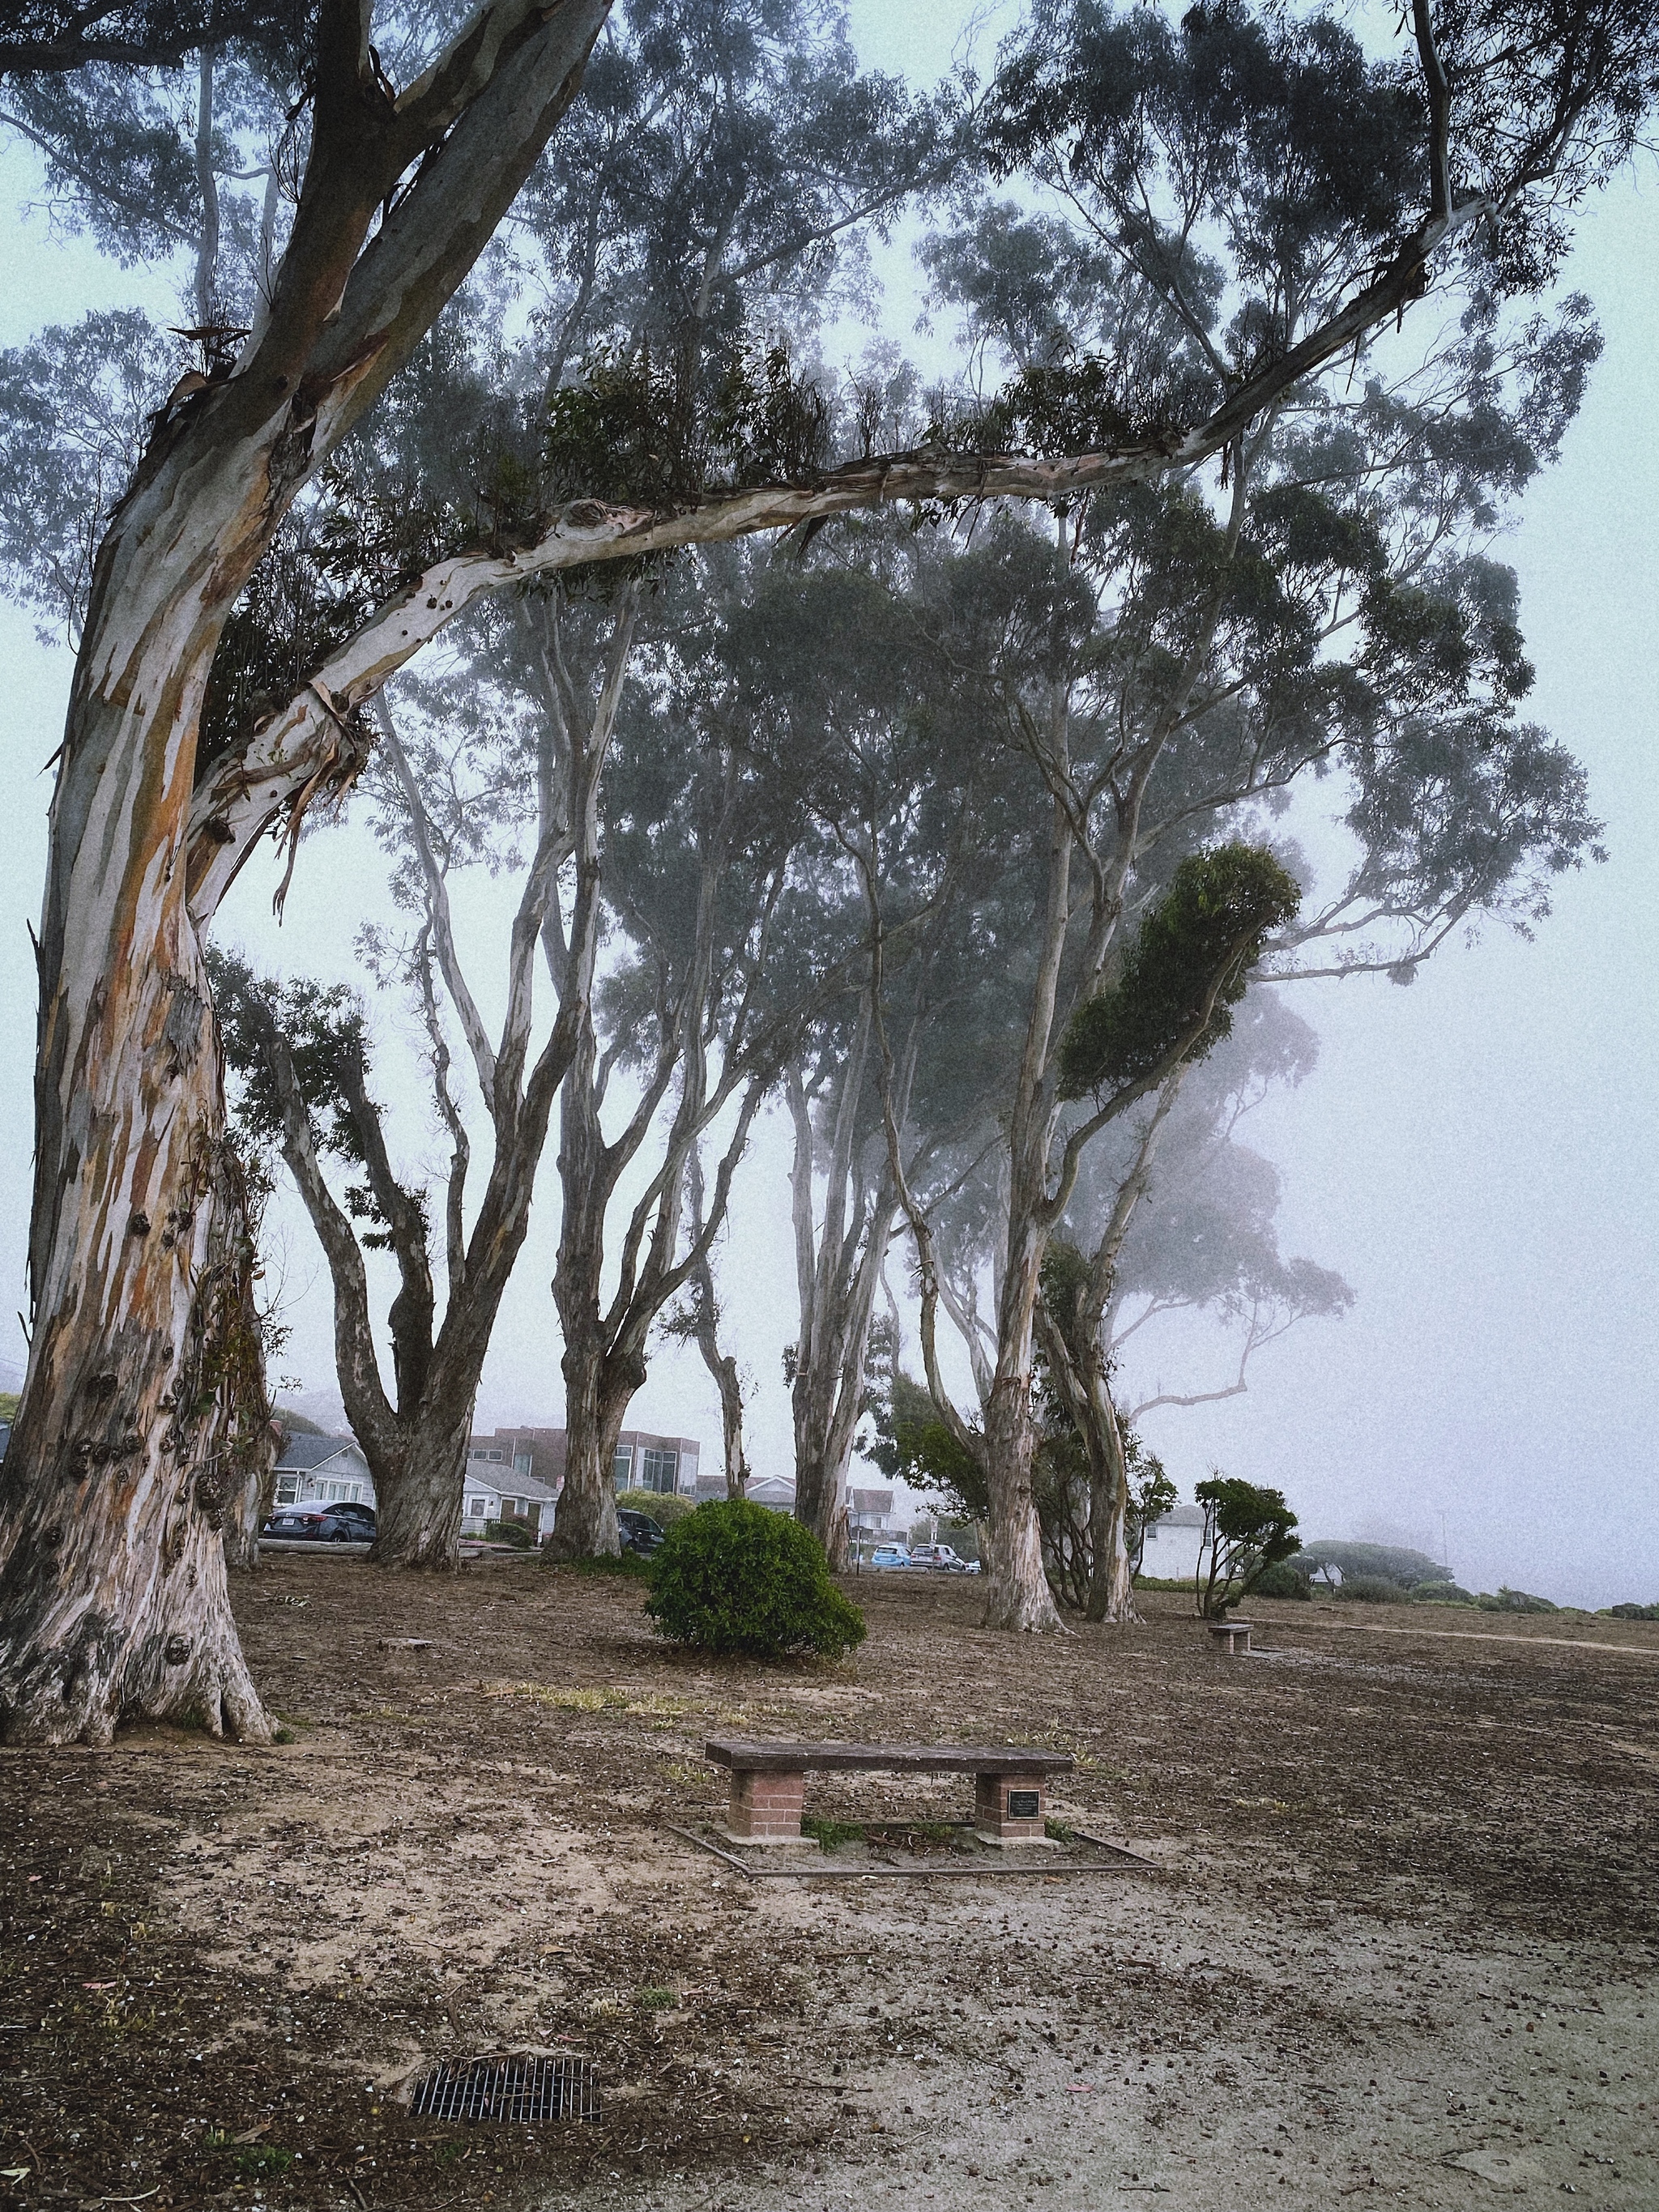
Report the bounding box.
[617,1507,666,1558]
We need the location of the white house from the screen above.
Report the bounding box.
[1138,1503,1208,1583]
[461,1468,560,1536]
[273,1432,374,1509]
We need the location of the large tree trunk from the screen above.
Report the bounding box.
[548,1328,627,1558]
[369,1409,470,1569]
[0,572,276,1740]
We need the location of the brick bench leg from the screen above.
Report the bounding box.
[974,1771,1052,1846]
[724,1768,807,1846]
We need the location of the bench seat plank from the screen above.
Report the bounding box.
[705,1737,1073,1776]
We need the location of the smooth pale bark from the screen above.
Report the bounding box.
[683,1152,749,1498]
[0,0,609,1741]
[787,1055,894,1568]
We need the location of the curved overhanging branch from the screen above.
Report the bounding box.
[184,190,1496,923]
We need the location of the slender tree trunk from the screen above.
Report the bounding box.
[714,1358,748,1501]
[1082,1384,1137,1624]
[979,1187,1068,1632]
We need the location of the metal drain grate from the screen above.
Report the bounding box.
[409,2056,600,2123]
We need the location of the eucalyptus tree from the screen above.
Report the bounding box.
[0,0,1649,1736]
[1030,992,1352,1617]
[213,579,637,1568]
[706,535,1031,1562]
[0,0,953,1722]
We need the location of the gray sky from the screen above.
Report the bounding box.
[0,2,1654,1606]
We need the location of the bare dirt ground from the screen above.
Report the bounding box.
[2,1559,1656,2212]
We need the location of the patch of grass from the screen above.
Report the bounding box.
[660,1758,712,1786]
[1044,1816,1076,1843]
[801,1815,866,1852]
[272,1725,297,1745]
[484,1681,629,1710]
[635,1985,677,2010]
[430,2140,468,2167]
[234,2146,294,2176]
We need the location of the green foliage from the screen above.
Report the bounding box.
[1605,1601,1659,1621]
[1252,1559,1311,1600]
[1478,1586,1558,1613]
[615,1488,696,1527]
[864,1370,987,1525]
[544,338,831,511]
[1195,1473,1299,1617]
[0,1392,18,1423]
[482,1519,535,1549]
[1058,846,1301,1101]
[1294,1541,1448,1588]
[801,1815,866,1852]
[1341,1574,1410,1605]
[1412,1581,1478,1605]
[645,1498,866,1660]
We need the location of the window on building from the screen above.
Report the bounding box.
[639,1447,677,1494]
[612,1446,633,1490]
[466,1496,489,1519]
[275,1473,300,1506]
[514,1451,531,1475]
[487,1449,504,1462]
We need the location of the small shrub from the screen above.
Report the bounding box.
[1341,1575,1409,1604]
[1605,1600,1659,1621]
[1478,1586,1557,1613]
[483,1518,535,1549]
[801,1815,865,1852]
[1252,1559,1310,1600]
[1414,1580,1477,1605]
[645,1498,866,1659]
[616,1487,697,1526]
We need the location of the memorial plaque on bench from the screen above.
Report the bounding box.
[1007,1789,1040,1819]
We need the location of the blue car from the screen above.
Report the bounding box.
[867,1543,913,1570]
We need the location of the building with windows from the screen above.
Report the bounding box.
[460,1468,560,1536]
[272,1432,374,1509]
[465,1426,702,1502]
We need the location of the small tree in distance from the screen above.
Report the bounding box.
[1195,1473,1300,1617]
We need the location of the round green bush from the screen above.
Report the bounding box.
[1252,1559,1310,1600]
[1341,1574,1409,1604]
[1414,1579,1477,1605]
[644,1498,866,1660]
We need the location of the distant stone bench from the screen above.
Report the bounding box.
[1208,1617,1254,1656]
[705,1737,1073,1848]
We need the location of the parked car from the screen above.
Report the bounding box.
[261,1507,329,1541]
[867,1543,913,1570]
[321,1501,376,1532]
[260,1507,368,1543]
[617,1507,666,1558]
[906,1543,975,1573]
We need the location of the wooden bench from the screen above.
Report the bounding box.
[1208,1617,1254,1656]
[705,1737,1073,1848]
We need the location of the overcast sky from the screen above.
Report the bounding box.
[0,2,1654,1607]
